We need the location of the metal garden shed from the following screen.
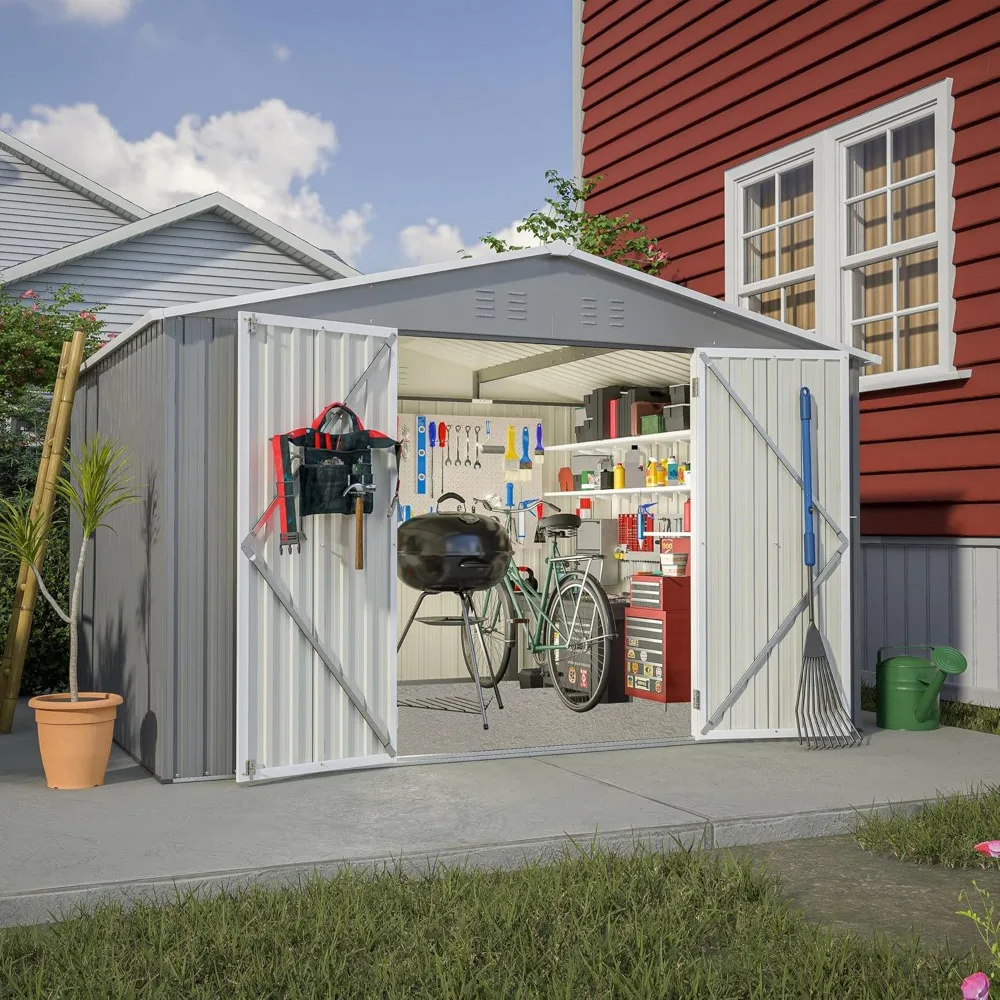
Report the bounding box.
[73,243,875,783]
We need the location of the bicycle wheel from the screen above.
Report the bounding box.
[460,582,516,687]
[542,571,615,712]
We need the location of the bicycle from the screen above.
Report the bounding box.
[461,496,616,713]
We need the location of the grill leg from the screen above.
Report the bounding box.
[472,615,503,712]
[397,590,429,653]
[460,593,490,730]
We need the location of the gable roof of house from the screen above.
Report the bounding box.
[0,192,360,283]
[0,128,149,222]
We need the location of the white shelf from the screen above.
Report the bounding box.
[544,485,690,498]
[646,531,691,538]
[544,430,691,454]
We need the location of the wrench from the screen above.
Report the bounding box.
[474,426,482,469]
[464,425,472,467]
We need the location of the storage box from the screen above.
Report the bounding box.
[664,404,691,431]
[640,413,665,435]
[669,383,691,406]
[629,574,690,611]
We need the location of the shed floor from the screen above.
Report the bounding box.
[397,680,691,756]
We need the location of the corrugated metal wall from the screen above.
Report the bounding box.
[4,212,330,334]
[861,536,1000,707]
[0,147,129,269]
[237,317,398,779]
[698,352,850,735]
[396,401,575,682]
[73,322,171,778]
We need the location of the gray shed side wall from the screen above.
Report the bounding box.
[163,315,238,780]
[74,322,171,779]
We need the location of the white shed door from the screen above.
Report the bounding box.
[690,349,853,741]
[236,312,398,782]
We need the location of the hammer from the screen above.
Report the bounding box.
[343,483,376,570]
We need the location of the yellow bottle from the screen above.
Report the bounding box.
[646,461,657,486]
[656,460,667,486]
[613,462,625,490]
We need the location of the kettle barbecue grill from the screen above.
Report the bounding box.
[396,493,513,728]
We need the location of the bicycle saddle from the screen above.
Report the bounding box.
[538,512,581,535]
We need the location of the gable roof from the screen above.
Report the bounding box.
[83,242,878,372]
[0,128,148,222]
[0,192,360,284]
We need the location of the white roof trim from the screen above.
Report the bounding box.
[0,128,148,221]
[81,243,877,372]
[0,191,359,285]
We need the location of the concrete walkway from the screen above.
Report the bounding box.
[3,699,1000,929]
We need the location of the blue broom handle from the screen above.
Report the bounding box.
[800,387,815,568]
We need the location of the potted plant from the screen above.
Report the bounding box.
[0,436,140,789]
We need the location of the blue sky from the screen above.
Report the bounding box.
[0,0,572,272]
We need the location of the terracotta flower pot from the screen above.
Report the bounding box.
[27,692,124,790]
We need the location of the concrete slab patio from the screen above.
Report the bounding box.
[2,698,999,929]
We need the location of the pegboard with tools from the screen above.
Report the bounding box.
[396,414,546,516]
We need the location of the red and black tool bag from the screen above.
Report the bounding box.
[271,403,400,550]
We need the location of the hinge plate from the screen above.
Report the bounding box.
[244,758,256,778]
[692,689,701,710]
[691,377,700,399]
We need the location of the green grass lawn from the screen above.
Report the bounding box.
[855,784,1000,869]
[0,844,974,999]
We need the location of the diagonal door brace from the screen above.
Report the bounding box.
[241,501,396,756]
[699,357,850,735]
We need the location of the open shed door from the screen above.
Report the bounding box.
[691,349,853,741]
[236,312,398,782]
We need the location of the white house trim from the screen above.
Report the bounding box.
[723,79,956,394]
[0,128,148,222]
[0,192,359,285]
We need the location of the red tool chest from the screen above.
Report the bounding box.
[624,576,691,704]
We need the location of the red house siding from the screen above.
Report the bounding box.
[581,0,1000,536]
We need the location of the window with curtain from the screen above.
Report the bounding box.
[724,81,953,388]
[738,161,816,331]
[845,115,939,374]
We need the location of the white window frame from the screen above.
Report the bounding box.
[724,79,965,393]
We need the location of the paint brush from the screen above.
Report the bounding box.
[504,424,519,476]
[533,422,545,465]
[518,425,533,481]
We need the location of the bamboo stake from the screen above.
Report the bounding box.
[0,330,87,734]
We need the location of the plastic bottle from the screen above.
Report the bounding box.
[656,460,667,486]
[613,461,625,490]
[580,497,593,519]
[646,460,657,486]
[683,497,691,533]
[667,454,679,483]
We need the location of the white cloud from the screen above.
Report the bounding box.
[398,217,541,266]
[0,100,372,262]
[272,43,291,62]
[18,0,135,24]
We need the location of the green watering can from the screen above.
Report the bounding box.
[875,645,968,731]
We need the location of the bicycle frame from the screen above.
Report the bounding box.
[487,504,603,654]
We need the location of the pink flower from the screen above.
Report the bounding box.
[974,842,1000,859]
[962,972,990,999]
[78,311,97,322]
[18,289,38,300]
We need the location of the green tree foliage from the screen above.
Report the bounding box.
[465,169,668,276]
[0,285,108,695]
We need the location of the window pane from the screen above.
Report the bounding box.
[744,176,775,233]
[892,116,934,183]
[779,163,813,220]
[857,319,894,375]
[892,178,935,242]
[898,248,938,310]
[743,289,781,322]
[899,309,939,370]
[847,193,887,254]
[851,258,893,320]
[744,230,776,283]
[785,280,815,330]
[779,218,814,274]
[847,134,886,197]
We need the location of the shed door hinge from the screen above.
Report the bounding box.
[244,758,256,778]
[691,377,700,399]
[692,689,701,710]
[247,315,259,336]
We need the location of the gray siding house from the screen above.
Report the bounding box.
[0,130,146,269]
[0,132,358,332]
